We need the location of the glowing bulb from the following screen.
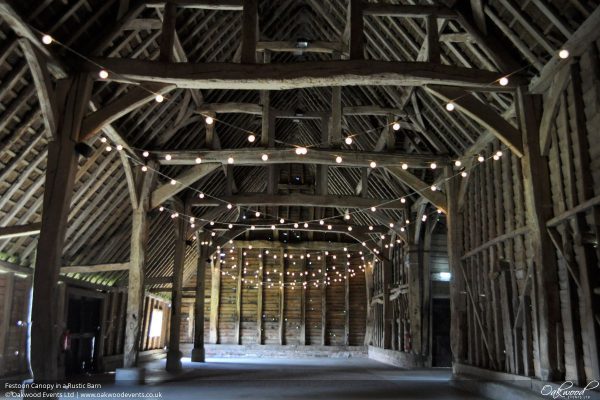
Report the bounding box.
[431,185,437,191]
[369,161,377,168]
[430,162,437,169]
[496,151,503,157]
[370,206,376,212]
[347,226,353,231]
[195,157,202,164]
[205,116,214,125]
[461,171,468,178]
[251,225,256,230]
[155,94,164,103]
[559,49,569,59]
[499,77,509,86]
[293,223,299,228]
[170,179,177,185]
[446,102,455,111]
[345,137,353,145]
[99,69,109,79]
[42,34,53,45]
[400,197,406,203]
[165,154,172,161]
[304,223,308,228]
[392,122,401,131]
[159,206,164,212]
[228,224,233,229]
[141,165,148,172]
[319,220,324,225]
[478,155,485,163]
[271,225,276,230]
[335,156,343,164]
[261,154,269,161]
[327,225,332,230]
[227,203,233,209]
[105,145,112,152]
[227,157,234,164]
[100,137,107,143]
[198,192,205,199]
[248,134,256,143]
[493,154,500,160]
[255,211,261,217]
[368,226,373,231]
[401,163,408,170]
[454,160,462,167]
[142,151,149,157]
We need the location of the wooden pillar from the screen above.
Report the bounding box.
[191,233,209,362]
[349,0,364,60]
[166,201,188,372]
[209,254,220,344]
[406,242,422,354]
[344,263,350,346]
[31,74,92,382]
[234,248,243,344]
[321,260,327,346]
[299,255,307,345]
[256,249,265,344]
[330,86,342,147]
[516,86,561,381]
[159,2,176,62]
[241,0,258,64]
[278,249,285,345]
[382,259,392,349]
[425,15,440,63]
[123,165,155,368]
[0,273,15,376]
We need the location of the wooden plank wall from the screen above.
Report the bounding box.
[0,273,30,377]
[452,41,600,385]
[184,246,367,347]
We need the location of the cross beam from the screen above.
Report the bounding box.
[87,59,513,91]
[207,221,388,236]
[154,148,447,168]
[192,193,407,209]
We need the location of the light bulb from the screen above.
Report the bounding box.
[499,77,509,86]
[327,225,332,230]
[198,192,205,199]
[205,116,214,125]
[100,137,107,143]
[345,137,353,145]
[227,203,233,209]
[369,161,377,168]
[155,94,164,103]
[368,226,373,231]
[319,220,324,225]
[42,35,53,45]
[159,206,164,212]
[304,223,308,228]
[115,144,123,151]
[393,122,400,131]
[461,171,468,178]
[478,155,485,162]
[401,163,408,170]
[227,157,234,164]
[347,226,353,231]
[293,223,299,228]
[335,156,343,164]
[195,157,202,164]
[255,211,261,217]
[271,225,276,230]
[445,102,455,111]
[228,224,233,229]
[99,70,109,79]
[400,197,406,203]
[170,179,177,185]
[431,185,437,191]
[370,206,376,212]
[165,154,172,161]
[496,151,503,157]
[279,218,285,224]
[430,162,437,169]
[454,160,462,167]
[248,134,256,143]
[105,145,112,152]
[261,154,269,161]
[559,49,569,59]
[141,165,148,172]
[142,151,149,157]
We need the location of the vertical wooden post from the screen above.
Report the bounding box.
[330,86,342,147]
[382,259,392,349]
[241,0,258,64]
[344,263,350,346]
[361,168,369,198]
[209,255,220,344]
[256,249,265,344]
[166,201,188,372]
[0,273,15,376]
[385,114,396,150]
[300,254,307,345]
[516,86,561,381]
[159,2,176,62]
[123,164,155,368]
[31,74,92,382]
[234,248,243,345]
[278,249,285,345]
[349,0,364,60]
[321,261,327,346]
[425,15,440,63]
[191,233,208,362]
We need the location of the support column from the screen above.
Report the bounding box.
[31,74,92,382]
[191,233,209,362]
[382,259,392,349]
[517,86,560,381]
[446,166,467,364]
[349,0,364,60]
[166,201,187,372]
[123,165,155,368]
[406,241,422,355]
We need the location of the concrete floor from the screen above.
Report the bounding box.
[49,357,488,400]
[2,358,489,399]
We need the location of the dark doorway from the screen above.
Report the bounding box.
[431,298,451,367]
[65,294,102,376]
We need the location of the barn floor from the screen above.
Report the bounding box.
[76,357,488,400]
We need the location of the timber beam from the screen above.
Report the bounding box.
[86,59,514,91]
[0,223,42,239]
[154,148,448,168]
[145,0,243,10]
[363,4,458,19]
[222,240,368,251]
[60,262,129,274]
[206,221,388,236]
[192,193,408,209]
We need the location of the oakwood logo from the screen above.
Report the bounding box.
[541,381,599,399]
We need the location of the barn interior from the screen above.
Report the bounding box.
[0,0,599,399]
